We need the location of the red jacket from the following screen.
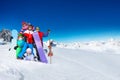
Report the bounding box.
[24,30,34,44]
[38,32,44,41]
[38,31,49,46]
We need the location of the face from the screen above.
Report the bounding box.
[18,36,23,40]
[36,29,39,32]
[28,26,33,30]
[22,24,28,30]
[27,51,31,54]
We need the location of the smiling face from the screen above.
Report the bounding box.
[23,24,28,29]
[28,25,33,31]
[36,29,39,32]
[36,27,40,32]
[18,36,23,40]
[22,22,28,30]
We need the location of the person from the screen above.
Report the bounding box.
[35,27,50,47]
[24,48,34,61]
[16,33,25,59]
[34,27,50,61]
[20,22,29,33]
[18,24,35,59]
[20,22,35,33]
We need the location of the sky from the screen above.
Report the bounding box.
[0,0,120,42]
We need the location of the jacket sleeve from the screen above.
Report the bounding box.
[23,33,28,37]
[43,32,49,37]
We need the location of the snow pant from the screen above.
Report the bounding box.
[18,42,34,58]
[16,47,22,58]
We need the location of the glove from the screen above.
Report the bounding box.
[47,29,51,33]
[14,46,18,50]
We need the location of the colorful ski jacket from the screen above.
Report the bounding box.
[17,40,25,47]
[24,30,34,44]
[37,31,49,46]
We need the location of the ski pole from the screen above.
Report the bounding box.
[48,29,53,64]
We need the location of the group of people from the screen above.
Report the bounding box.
[15,22,50,61]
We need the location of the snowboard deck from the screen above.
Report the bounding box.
[33,32,48,63]
[9,29,18,51]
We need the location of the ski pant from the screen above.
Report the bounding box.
[16,47,22,58]
[18,42,34,58]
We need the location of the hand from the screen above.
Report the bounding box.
[47,29,51,33]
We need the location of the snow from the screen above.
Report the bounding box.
[56,39,120,54]
[0,39,120,80]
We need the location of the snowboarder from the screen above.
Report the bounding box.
[34,27,50,61]
[35,27,50,47]
[18,24,35,59]
[20,22,35,33]
[24,48,35,61]
[20,22,29,33]
[16,33,25,59]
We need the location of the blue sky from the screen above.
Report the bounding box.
[0,0,120,42]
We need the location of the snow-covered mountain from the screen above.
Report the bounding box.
[56,38,120,48]
[55,39,120,53]
[0,29,12,42]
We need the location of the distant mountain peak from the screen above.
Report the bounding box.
[0,29,12,42]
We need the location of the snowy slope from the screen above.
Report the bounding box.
[0,40,120,80]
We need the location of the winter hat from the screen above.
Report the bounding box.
[18,33,23,37]
[22,22,27,25]
[26,48,32,54]
[36,27,40,30]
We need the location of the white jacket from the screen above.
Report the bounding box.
[24,53,34,61]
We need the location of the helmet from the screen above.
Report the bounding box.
[36,27,40,30]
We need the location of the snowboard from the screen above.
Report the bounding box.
[9,29,18,51]
[12,29,18,43]
[33,32,48,63]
